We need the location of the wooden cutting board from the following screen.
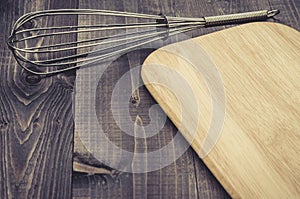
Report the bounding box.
[141,22,300,198]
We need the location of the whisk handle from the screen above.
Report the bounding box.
[204,10,279,27]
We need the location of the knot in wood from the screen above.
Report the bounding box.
[0,120,9,131]
[24,73,41,85]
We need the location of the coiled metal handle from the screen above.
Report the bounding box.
[204,10,279,27]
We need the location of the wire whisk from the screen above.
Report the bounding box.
[7,9,279,75]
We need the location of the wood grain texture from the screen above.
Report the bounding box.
[142,22,300,198]
[73,0,231,198]
[73,0,299,199]
[0,0,77,198]
[0,0,299,199]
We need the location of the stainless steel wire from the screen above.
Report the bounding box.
[7,9,279,75]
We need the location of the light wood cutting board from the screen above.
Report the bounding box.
[141,22,300,198]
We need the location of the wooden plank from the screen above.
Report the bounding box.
[72,0,234,198]
[0,0,77,198]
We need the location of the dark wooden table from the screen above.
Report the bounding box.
[0,0,299,198]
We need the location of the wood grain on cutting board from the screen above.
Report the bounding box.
[142,22,300,198]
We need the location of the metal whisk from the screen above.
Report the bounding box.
[7,9,279,75]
